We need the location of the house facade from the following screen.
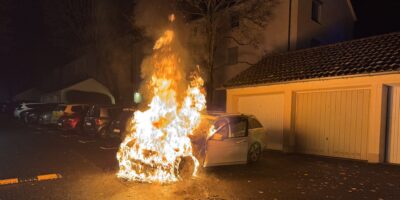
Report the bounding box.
[188,0,356,108]
[224,32,400,164]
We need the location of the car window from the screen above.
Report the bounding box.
[228,116,247,138]
[248,117,263,129]
[71,106,83,113]
[214,119,229,139]
[88,106,100,117]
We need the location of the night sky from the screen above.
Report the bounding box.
[1,0,400,100]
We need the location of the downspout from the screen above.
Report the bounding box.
[287,0,293,51]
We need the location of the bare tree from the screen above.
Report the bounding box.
[41,0,141,103]
[175,0,277,106]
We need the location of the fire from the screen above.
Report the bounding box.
[116,14,207,183]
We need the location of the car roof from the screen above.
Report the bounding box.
[202,112,252,120]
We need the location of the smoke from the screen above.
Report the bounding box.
[133,0,196,106]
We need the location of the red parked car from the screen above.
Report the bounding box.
[57,105,89,133]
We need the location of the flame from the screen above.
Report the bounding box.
[116,17,206,183]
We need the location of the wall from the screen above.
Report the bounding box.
[295,0,355,49]
[226,73,400,163]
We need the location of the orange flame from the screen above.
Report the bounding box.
[116,17,206,183]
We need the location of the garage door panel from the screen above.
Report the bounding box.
[295,89,370,160]
[238,94,284,150]
[387,87,400,164]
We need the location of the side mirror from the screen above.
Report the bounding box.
[211,133,224,141]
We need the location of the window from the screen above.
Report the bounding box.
[230,13,239,28]
[214,119,229,139]
[311,0,322,23]
[228,116,247,138]
[248,117,263,129]
[71,106,83,113]
[227,46,238,65]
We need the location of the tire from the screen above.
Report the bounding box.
[248,143,262,163]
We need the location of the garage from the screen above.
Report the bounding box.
[237,93,284,150]
[225,33,400,163]
[386,86,400,164]
[294,89,370,160]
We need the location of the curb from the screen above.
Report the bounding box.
[0,174,62,186]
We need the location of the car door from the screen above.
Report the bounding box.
[204,116,249,167]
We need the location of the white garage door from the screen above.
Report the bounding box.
[238,93,284,150]
[387,86,400,164]
[295,89,370,160]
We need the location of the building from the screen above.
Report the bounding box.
[41,78,115,105]
[224,32,400,164]
[12,88,42,102]
[189,0,356,107]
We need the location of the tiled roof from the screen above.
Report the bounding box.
[224,32,400,88]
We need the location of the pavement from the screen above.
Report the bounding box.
[0,114,400,200]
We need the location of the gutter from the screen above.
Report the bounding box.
[222,71,400,90]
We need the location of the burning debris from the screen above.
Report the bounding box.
[116,14,207,183]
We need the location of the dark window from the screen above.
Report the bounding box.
[228,116,247,138]
[249,117,263,129]
[230,13,239,28]
[71,106,83,113]
[88,106,100,117]
[227,46,238,65]
[311,0,322,23]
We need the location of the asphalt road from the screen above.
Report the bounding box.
[1,114,400,200]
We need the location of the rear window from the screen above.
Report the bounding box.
[88,106,100,117]
[248,117,263,129]
[71,106,83,113]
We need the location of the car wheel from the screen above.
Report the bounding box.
[248,143,262,163]
[176,156,196,180]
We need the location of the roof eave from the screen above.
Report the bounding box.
[224,71,400,90]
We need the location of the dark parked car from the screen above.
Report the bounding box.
[26,104,59,124]
[83,105,121,138]
[108,107,135,140]
[57,106,89,133]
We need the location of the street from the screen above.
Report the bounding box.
[1,114,400,200]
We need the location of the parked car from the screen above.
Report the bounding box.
[26,103,59,124]
[196,113,267,167]
[108,107,135,140]
[14,103,45,119]
[42,104,87,125]
[83,105,122,138]
[56,106,89,133]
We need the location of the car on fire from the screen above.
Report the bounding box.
[192,113,266,167]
